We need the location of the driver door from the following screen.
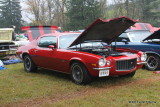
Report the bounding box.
[33,36,58,69]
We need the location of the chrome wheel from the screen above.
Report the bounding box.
[23,55,37,72]
[146,56,158,70]
[72,64,83,83]
[24,56,31,71]
[70,62,92,85]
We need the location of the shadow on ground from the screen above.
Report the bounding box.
[33,68,133,87]
[36,68,71,80]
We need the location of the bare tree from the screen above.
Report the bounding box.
[25,0,67,29]
[108,0,141,19]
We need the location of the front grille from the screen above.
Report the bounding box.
[0,45,9,50]
[116,58,137,71]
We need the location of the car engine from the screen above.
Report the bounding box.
[75,47,133,58]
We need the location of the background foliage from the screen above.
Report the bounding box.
[0,0,160,32]
[0,0,23,32]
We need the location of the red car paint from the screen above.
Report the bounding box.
[16,32,144,76]
[131,23,160,32]
[21,26,58,41]
[17,17,145,77]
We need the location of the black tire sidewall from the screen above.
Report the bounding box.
[70,62,91,85]
[145,55,160,71]
[24,55,37,72]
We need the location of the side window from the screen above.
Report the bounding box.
[117,33,130,42]
[38,36,56,48]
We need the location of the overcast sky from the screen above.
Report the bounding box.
[20,0,30,22]
[20,0,113,23]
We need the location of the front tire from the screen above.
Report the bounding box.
[24,55,37,72]
[70,62,92,85]
[145,55,160,71]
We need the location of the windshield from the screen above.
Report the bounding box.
[59,34,80,49]
[70,41,107,49]
[128,31,152,42]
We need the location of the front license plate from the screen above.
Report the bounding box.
[99,70,109,77]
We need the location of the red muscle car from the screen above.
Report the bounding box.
[16,17,147,85]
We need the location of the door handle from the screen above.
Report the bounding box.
[34,50,38,53]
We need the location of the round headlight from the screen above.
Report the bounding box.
[141,53,147,61]
[99,58,106,67]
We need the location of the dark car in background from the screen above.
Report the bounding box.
[114,29,160,71]
[116,29,152,42]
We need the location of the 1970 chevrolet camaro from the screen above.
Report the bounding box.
[16,17,146,84]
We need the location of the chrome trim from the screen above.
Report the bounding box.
[137,62,147,65]
[0,50,8,52]
[93,67,111,70]
[116,58,137,61]
[9,49,17,51]
[116,68,135,71]
[0,49,16,52]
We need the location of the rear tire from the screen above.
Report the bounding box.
[70,62,92,85]
[145,54,160,71]
[120,70,136,77]
[24,55,37,72]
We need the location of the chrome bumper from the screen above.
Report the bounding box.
[93,67,111,70]
[137,62,147,65]
[0,50,16,57]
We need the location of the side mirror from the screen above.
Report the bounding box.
[122,39,128,44]
[48,45,55,50]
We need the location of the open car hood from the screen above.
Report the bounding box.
[69,16,137,47]
[0,28,14,42]
[143,30,160,41]
[21,26,58,41]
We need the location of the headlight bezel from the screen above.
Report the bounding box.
[98,58,106,67]
[106,60,111,65]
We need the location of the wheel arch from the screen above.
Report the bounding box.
[22,52,30,59]
[145,51,160,58]
[69,58,87,68]
[69,58,90,74]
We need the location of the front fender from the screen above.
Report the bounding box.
[69,57,87,67]
[145,51,160,57]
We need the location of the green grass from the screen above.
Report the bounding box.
[0,64,88,105]
[48,78,160,107]
[0,63,159,107]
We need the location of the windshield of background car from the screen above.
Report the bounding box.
[117,33,130,42]
[59,34,80,49]
[128,31,152,42]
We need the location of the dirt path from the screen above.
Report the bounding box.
[6,75,160,107]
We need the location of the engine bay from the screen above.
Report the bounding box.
[73,46,133,58]
[68,41,134,57]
